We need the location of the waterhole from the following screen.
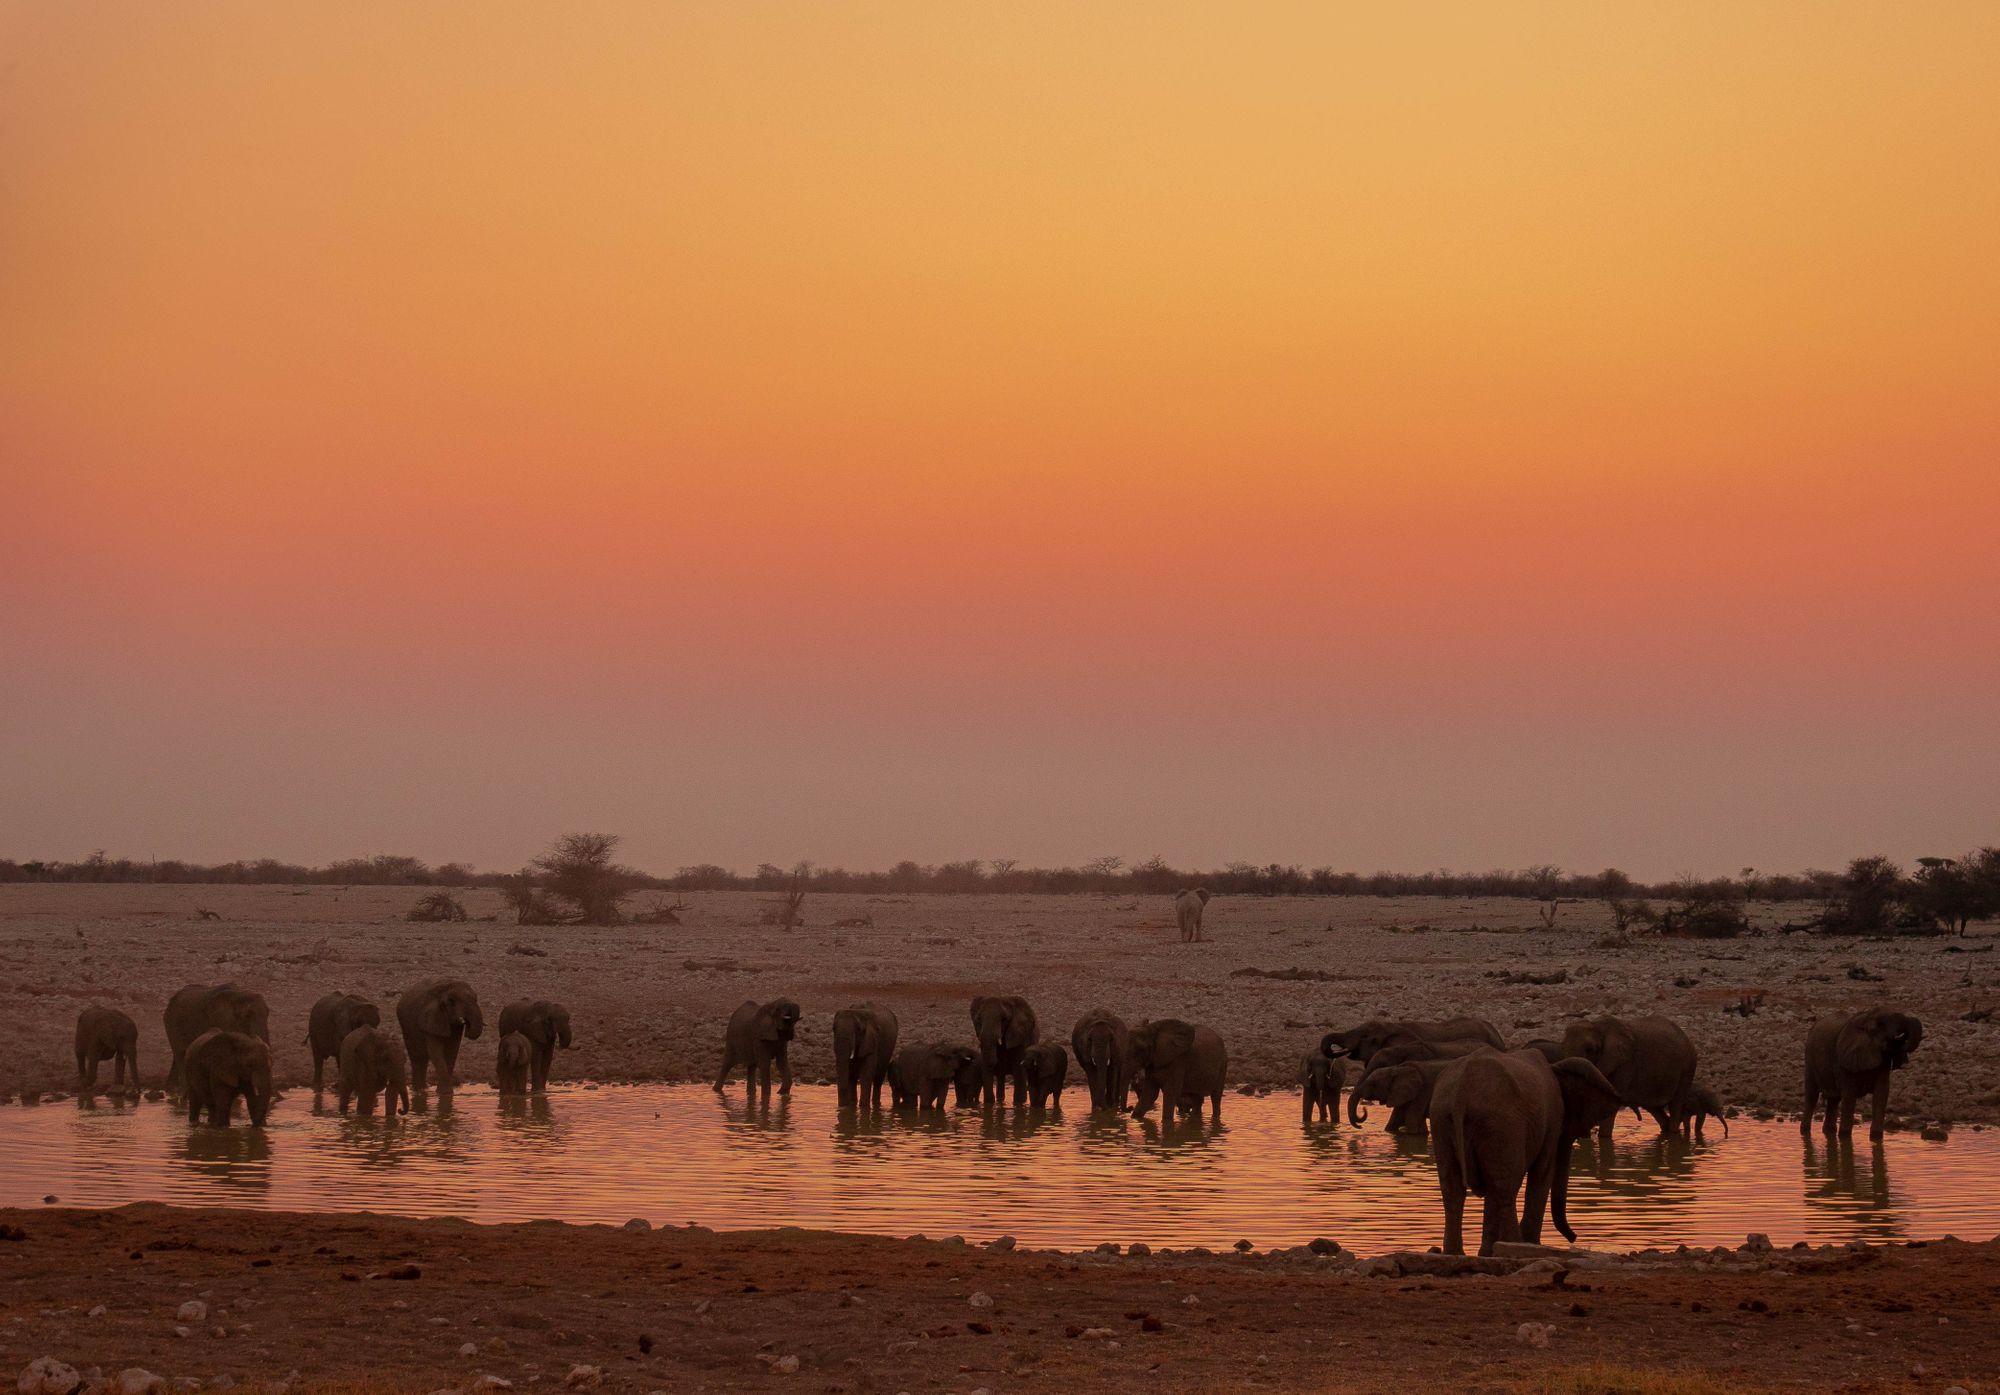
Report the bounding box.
[2,1085,1992,1251]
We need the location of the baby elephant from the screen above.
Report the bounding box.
[338,1026,410,1119]
[496,999,573,1093]
[75,1006,140,1090]
[890,1041,977,1111]
[1020,1043,1068,1110]
[184,1029,273,1126]
[1300,1050,1342,1125]
[1677,1081,1729,1141]
[495,1032,533,1096]
[307,992,381,1088]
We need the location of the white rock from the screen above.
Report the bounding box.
[171,1329,191,1342]
[1180,1294,1200,1307]
[1516,1322,1553,1348]
[87,1308,106,1320]
[769,1356,799,1375]
[1943,1387,1968,1395]
[471,1378,512,1393]
[18,1358,83,1395]
[176,1302,208,1324]
[561,1368,601,1390]
[1080,1327,1115,1340]
[458,1345,478,1359]
[114,1369,165,1395]
[968,1292,994,1309]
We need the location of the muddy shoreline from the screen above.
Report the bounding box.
[4,1204,1999,1393]
[5,885,1994,1127]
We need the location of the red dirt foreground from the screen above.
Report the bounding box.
[3,1206,1998,1394]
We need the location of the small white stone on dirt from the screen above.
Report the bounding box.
[208,1328,227,1340]
[472,1377,512,1392]
[18,1357,83,1395]
[968,1293,994,1309]
[769,1357,799,1375]
[1181,1295,1200,1307]
[1080,1327,1115,1340]
[171,1328,191,1342]
[114,1369,165,1395]
[561,1367,602,1390]
[1943,1387,1969,1395]
[176,1302,208,1324]
[87,1308,106,1320]
[1517,1322,1553,1348]
[459,1344,478,1358]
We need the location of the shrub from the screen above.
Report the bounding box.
[405,891,468,923]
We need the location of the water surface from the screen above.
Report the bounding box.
[2,1084,1992,1252]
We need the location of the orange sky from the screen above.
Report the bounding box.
[3,2,1996,875]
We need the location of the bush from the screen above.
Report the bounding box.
[405,891,468,923]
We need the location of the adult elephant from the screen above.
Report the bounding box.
[1349,1053,1478,1135]
[832,1003,900,1109]
[165,984,271,1093]
[889,1041,977,1111]
[1345,1039,1492,1130]
[1802,1009,1923,1141]
[1320,1017,1503,1069]
[76,1007,140,1090]
[183,1029,274,1127]
[337,1026,410,1119]
[1070,1008,1132,1112]
[1175,888,1211,943]
[497,999,574,1093]
[969,996,1039,1107]
[1300,1050,1342,1125]
[1129,1019,1227,1125]
[714,999,801,1101]
[1427,1049,1624,1256]
[395,979,484,1098]
[1560,1015,1696,1139]
[306,992,381,1088]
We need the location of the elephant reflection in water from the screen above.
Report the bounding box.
[979,1107,1058,1146]
[497,1094,558,1136]
[1133,1111,1226,1149]
[1803,1136,1894,1214]
[177,1124,274,1188]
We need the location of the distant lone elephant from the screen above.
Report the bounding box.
[1300,1050,1343,1125]
[337,1026,410,1118]
[1020,1042,1068,1110]
[75,1006,139,1090]
[1427,1048,1623,1256]
[1129,1019,1227,1125]
[832,1003,900,1109]
[494,1032,532,1096]
[1319,1017,1504,1070]
[970,995,1039,1107]
[1676,1080,1729,1141]
[165,984,271,1093]
[497,999,573,1092]
[395,979,484,1098]
[183,1029,273,1127]
[1802,1009,1923,1141]
[889,1041,977,1111]
[1560,1015,1697,1141]
[306,992,381,1088]
[714,999,801,1101]
[1175,888,1211,943]
[1071,1009,1132,1112]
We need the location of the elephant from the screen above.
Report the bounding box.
[75,1006,139,1090]
[1349,1054,1471,1135]
[1560,1015,1697,1141]
[183,1029,273,1127]
[306,992,381,1088]
[337,1026,410,1118]
[1020,1042,1068,1110]
[714,998,801,1101]
[952,1053,989,1108]
[1300,1050,1342,1125]
[832,1003,900,1109]
[1071,1009,1132,1112]
[1677,1080,1729,1141]
[1320,1017,1504,1069]
[495,1032,532,1096]
[395,979,485,1098]
[1175,888,1211,942]
[969,995,1040,1107]
[165,983,271,1092]
[889,1041,977,1111]
[1802,1009,1923,1141]
[1427,1048,1625,1256]
[1129,1019,1227,1125]
[497,999,573,1092]
[1345,1039,1493,1131]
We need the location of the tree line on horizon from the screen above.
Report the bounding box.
[4,844,1996,926]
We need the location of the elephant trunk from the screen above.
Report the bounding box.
[1347,1072,1373,1126]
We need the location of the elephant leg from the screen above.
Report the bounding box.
[713,1047,735,1093]
[1869,1077,1891,1142]
[756,1054,773,1102]
[441,1034,462,1093]
[186,1088,202,1124]
[313,1054,325,1090]
[1837,1090,1857,1138]
[1437,1160,1467,1256]
[1647,1106,1675,1138]
[338,1082,352,1113]
[1211,1089,1223,1123]
[1011,1065,1027,1109]
[778,1045,793,1096]
[1481,1193,1521,1257]
[430,1040,452,1096]
[77,1050,93,1088]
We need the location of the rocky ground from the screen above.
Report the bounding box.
[3,885,1996,1126]
[4,1205,2000,1394]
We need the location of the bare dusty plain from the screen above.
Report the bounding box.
[3,884,1994,1127]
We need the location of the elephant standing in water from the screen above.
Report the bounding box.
[1803,1009,1922,1141]
[1300,1050,1342,1124]
[1676,1080,1729,1141]
[1071,1009,1132,1112]
[970,996,1039,1107]
[1319,1017,1503,1071]
[1560,1015,1696,1141]
[889,1041,977,1111]
[75,1007,139,1090]
[1427,1048,1623,1256]
[497,999,573,1092]
[1020,1042,1068,1110]
[952,1054,989,1108]
[395,979,484,1099]
[165,984,271,1093]
[714,999,801,1101]
[1129,1019,1227,1125]
[306,992,381,1088]
[337,1026,410,1118]
[1175,888,1211,942]
[832,1003,900,1109]
[183,1029,273,1127]
[1345,1040,1492,1133]
[495,1032,532,1096]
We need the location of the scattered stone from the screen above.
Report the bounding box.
[171,1328,191,1341]
[1307,1238,1340,1256]
[621,1219,652,1234]
[114,1371,165,1395]
[1744,1234,1774,1253]
[459,1345,478,1359]
[984,1236,1016,1253]
[1507,1259,1568,1284]
[1181,1295,1200,1307]
[1141,1315,1164,1332]
[1921,1126,1950,1142]
[177,1301,210,1324]
[1232,1239,1253,1253]
[471,1378,512,1393]
[87,1307,106,1319]
[1516,1322,1554,1348]
[1094,1242,1120,1255]
[561,1367,601,1390]
[1079,1328,1115,1341]
[1126,1242,1151,1257]
[968,1293,994,1309]
[369,1264,422,1281]
[18,1357,83,1395]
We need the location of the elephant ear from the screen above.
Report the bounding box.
[1382,1065,1427,1108]
[757,1008,784,1043]
[1151,1021,1196,1068]
[419,994,451,1037]
[1587,1021,1632,1076]
[1836,1017,1886,1073]
[1552,1058,1624,1137]
[970,997,992,1028]
[1196,889,1211,904]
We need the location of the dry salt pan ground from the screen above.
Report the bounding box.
[2,884,1995,1126]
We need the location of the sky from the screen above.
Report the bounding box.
[3,2,1996,880]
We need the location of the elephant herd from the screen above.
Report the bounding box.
[71,979,573,1125]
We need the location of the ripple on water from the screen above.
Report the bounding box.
[2,1085,1993,1250]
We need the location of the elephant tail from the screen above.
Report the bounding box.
[1452,1109,1483,1197]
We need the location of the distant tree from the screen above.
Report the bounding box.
[523,832,638,926]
